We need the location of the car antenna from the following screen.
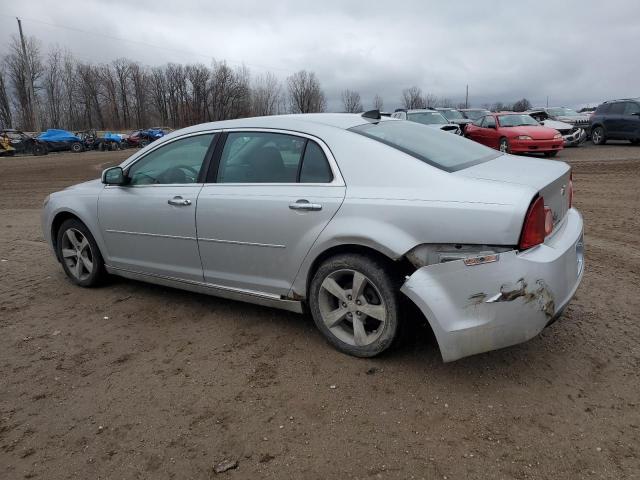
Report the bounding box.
[362,109,381,120]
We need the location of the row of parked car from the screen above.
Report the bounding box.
[0,127,173,157]
[386,97,640,157]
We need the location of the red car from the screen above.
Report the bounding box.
[465,112,564,157]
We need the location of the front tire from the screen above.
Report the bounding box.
[56,219,106,287]
[71,142,84,153]
[499,137,510,153]
[309,254,401,357]
[591,126,606,145]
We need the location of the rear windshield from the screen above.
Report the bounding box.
[439,109,465,120]
[408,112,448,125]
[498,114,538,127]
[349,120,500,172]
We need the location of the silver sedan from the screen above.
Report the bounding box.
[42,112,584,361]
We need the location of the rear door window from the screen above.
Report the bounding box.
[299,141,333,183]
[609,103,625,115]
[624,102,640,115]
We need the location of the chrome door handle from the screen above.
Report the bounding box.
[289,200,322,211]
[168,196,192,206]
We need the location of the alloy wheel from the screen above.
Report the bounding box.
[499,139,509,153]
[61,228,94,281]
[592,128,603,144]
[318,269,387,347]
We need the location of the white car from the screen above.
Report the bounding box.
[392,109,462,135]
[42,112,584,361]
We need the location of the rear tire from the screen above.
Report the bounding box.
[56,219,106,287]
[591,126,606,145]
[32,143,47,156]
[309,253,401,357]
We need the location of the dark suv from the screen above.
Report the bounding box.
[590,98,640,145]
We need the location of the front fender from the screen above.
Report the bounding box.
[42,192,106,262]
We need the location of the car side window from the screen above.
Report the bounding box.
[217,132,306,183]
[300,141,333,183]
[624,102,640,115]
[482,116,496,128]
[127,133,215,185]
[472,116,484,127]
[609,102,625,115]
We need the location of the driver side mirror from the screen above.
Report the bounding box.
[102,166,127,185]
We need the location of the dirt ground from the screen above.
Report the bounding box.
[1,143,639,479]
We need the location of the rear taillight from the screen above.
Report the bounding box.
[519,196,546,250]
[568,172,574,208]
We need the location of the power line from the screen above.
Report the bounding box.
[0,13,292,74]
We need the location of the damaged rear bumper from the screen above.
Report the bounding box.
[401,208,584,362]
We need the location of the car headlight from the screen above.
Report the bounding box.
[554,133,562,139]
[516,135,532,140]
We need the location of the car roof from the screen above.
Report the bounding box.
[159,113,399,140]
[603,98,640,103]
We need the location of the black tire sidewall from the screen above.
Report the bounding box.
[309,253,400,357]
[71,142,83,153]
[592,127,605,145]
[56,219,105,287]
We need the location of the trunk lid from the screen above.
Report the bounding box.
[455,154,571,228]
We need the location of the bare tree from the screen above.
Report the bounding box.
[424,93,439,109]
[113,58,131,128]
[100,64,120,128]
[4,35,44,130]
[41,47,65,128]
[129,62,149,127]
[491,102,505,112]
[341,89,362,113]
[438,97,454,108]
[251,72,280,116]
[61,51,80,129]
[185,63,209,124]
[287,70,326,113]
[512,98,532,112]
[372,94,383,110]
[402,86,424,109]
[76,63,104,128]
[0,66,13,128]
[149,66,169,126]
[208,61,251,122]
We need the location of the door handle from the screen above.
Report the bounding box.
[168,196,192,206]
[289,200,322,211]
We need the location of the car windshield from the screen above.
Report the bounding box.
[439,110,465,120]
[498,114,539,127]
[547,107,579,117]
[407,112,448,125]
[349,120,499,172]
[462,109,490,120]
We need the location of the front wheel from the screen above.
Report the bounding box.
[70,142,84,153]
[32,143,47,156]
[56,219,106,287]
[591,126,606,145]
[309,254,401,357]
[499,137,510,153]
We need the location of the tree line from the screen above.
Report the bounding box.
[0,34,537,132]
[0,35,329,132]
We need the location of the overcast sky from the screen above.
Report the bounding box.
[1,0,639,111]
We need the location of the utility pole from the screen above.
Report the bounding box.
[465,84,469,109]
[16,17,41,132]
[546,96,549,108]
